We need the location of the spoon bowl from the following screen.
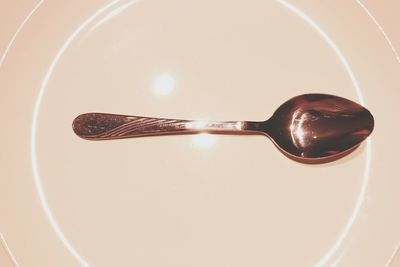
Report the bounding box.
[73,94,374,163]
[261,94,374,161]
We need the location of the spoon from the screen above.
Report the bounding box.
[72,94,374,163]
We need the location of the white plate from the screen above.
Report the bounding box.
[1,1,399,266]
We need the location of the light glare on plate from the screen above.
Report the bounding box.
[191,134,217,149]
[153,73,176,96]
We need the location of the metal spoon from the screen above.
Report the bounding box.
[72,94,374,163]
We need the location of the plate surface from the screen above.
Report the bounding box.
[1,1,399,266]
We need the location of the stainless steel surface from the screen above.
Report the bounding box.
[73,94,374,163]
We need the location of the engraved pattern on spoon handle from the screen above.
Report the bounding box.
[72,113,252,140]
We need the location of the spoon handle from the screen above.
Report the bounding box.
[73,113,259,140]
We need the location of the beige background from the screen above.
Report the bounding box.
[0,1,399,266]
